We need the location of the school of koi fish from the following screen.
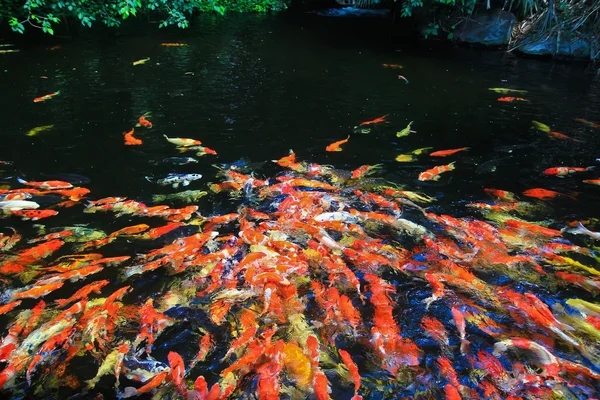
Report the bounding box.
[1,78,600,399]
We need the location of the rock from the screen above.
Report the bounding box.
[517,36,591,59]
[454,10,516,46]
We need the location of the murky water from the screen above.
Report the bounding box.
[1,12,600,400]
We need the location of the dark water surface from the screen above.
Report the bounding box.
[1,12,600,400]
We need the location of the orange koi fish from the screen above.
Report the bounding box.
[109,224,150,238]
[12,281,64,300]
[136,114,152,128]
[33,90,60,103]
[124,128,142,145]
[548,131,581,142]
[168,351,187,395]
[339,350,361,399]
[421,316,450,347]
[326,136,349,152]
[522,188,577,200]
[583,178,600,185]
[430,147,469,157]
[359,115,387,126]
[418,162,456,181]
[54,280,110,307]
[0,301,21,316]
[497,97,528,102]
[9,209,58,221]
[17,178,72,190]
[543,166,594,177]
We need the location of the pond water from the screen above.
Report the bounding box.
[1,12,600,399]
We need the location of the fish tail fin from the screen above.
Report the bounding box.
[586,166,596,171]
[54,298,68,307]
[448,162,456,170]
[152,194,165,203]
[208,183,221,193]
[570,222,592,236]
[163,134,170,140]
[17,177,27,185]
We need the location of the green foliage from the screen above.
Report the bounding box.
[0,0,287,34]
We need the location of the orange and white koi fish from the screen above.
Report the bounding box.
[430,147,469,157]
[163,135,201,147]
[33,91,60,103]
[543,166,594,177]
[17,178,72,190]
[326,136,349,152]
[359,115,387,126]
[583,178,600,185]
[418,162,455,181]
[351,164,383,179]
[124,128,142,145]
[497,97,528,102]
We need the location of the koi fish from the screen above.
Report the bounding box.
[396,121,415,138]
[583,179,600,185]
[522,188,577,200]
[9,209,58,221]
[26,125,54,137]
[0,49,19,54]
[543,166,594,177]
[161,43,188,47]
[418,162,455,181]
[382,64,403,69]
[569,222,600,240]
[574,118,600,129]
[430,147,469,157]
[155,173,202,189]
[132,58,150,66]
[326,136,349,152]
[548,131,581,141]
[484,188,516,201]
[398,75,409,84]
[163,135,201,147]
[0,200,40,210]
[17,178,72,190]
[359,115,387,126]
[124,128,142,145]
[33,91,60,103]
[351,164,383,179]
[136,113,152,128]
[497,97,528,102]
[488,88,527,94]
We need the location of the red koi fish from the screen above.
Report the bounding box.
[543,166,594,177]
[497,97,528,102]
[430,147,469,157]
[359,115,387,126]
[326,136,349,152]
[418,162,456,181]
[484,188,516,201]
[124,128,142,145]
[9,209,58,221]
[548,131,581,142]
[583,178,600,185]
[522,188,577,200]
[33,90,60,103]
